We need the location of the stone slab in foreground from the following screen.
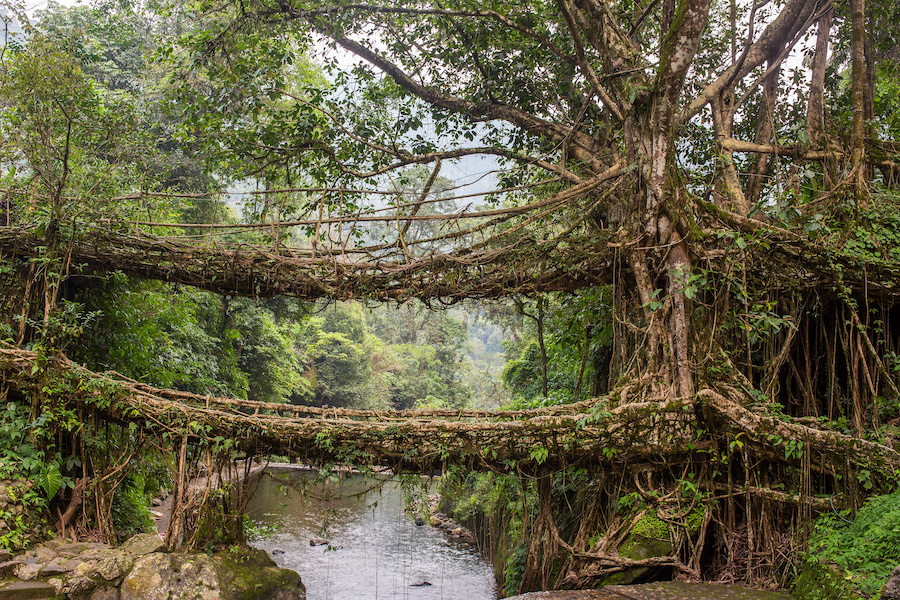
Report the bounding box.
[0,580,62,600]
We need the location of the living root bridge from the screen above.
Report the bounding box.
[0,225,618,302]
[3,208,899,307]
[2,346,897,478]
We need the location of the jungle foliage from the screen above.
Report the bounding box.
[801,490,900,598]
[0,0,900,593]
[0,0,490,550]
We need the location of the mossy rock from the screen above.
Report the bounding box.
[618,533,672,561]
[119,533,166,557]
[90,549,135,584]
[214,545,306,600]
[119,553,221,600]
[620,513,674,560]
[791,559,864,600]
[116,547,304,600]
[603,513,675,586]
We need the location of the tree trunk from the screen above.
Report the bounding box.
[711,93,749,215]
[806,8,832,147]
[536,299,548,398]
[747,51,782,207]
[850,0,867,189]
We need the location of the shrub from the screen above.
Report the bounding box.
[806,490,900,598]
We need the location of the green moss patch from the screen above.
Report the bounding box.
[791,559,863,600]
[214,545,305,600]
[632,513,669,541]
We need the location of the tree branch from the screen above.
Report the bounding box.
[680,0,818,124]
[556,0,625,122]
[321,32,611,175]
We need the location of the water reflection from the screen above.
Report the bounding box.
[245,468,499,600]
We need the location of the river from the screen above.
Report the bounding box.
[244,467,499,600]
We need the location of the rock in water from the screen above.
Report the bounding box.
[216,546,306,600]
[309,537,329,546]
[411,581,432,587]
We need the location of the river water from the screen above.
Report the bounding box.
[244,468,499,600]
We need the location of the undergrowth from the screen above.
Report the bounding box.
[806,490,900,598]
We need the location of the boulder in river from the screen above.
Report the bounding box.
[216,546,306,600]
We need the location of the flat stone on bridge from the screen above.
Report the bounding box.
[508,582,790,600]
[0,580,61,600]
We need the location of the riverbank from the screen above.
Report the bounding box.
[153,459,299,537]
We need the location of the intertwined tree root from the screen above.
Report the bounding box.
[2,345,895,476]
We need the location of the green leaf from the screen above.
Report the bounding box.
[529,445,549,465]
[39,464,62,499]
